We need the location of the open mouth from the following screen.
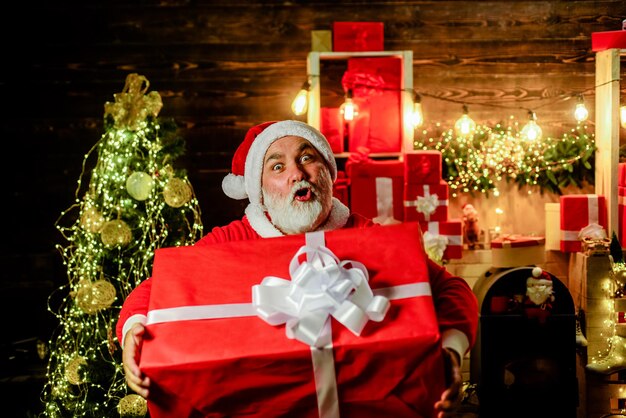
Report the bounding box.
[294,187,312,202]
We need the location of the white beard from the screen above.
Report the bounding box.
[526,284,553,305]
[262,169,333,235]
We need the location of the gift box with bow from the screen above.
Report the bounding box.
[403,180,449,222]
[418,220,463,261]
[403,151,443,185]
[140,223,445,418]
[490,235,546,268]
[559,194,608,253]
[333,22,384,52]
[345,157,404,224]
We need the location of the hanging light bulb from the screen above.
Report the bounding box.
[574,95,589,122]
[520,110,542,141]
[411,91,424,128]
[621,105,626,129]
[454,105,476,137]
[291,81,310,116]
[340,89,358,121]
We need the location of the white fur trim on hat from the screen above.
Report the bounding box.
[222,173,247,200]
[243,120,337,207]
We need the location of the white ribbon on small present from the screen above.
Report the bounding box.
[404,185,448,221]
[423,231,449,263]
[372,177,401,225]
[252,231,390,348]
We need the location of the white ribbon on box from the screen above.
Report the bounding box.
[403,184,448,221]
[560,195,601,242]
[146,230,432,418]
[372,177,401,225]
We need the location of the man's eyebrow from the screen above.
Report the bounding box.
[264,151,283,165]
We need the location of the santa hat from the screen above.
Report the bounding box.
[527,267,552,286]
[222,120,347,238]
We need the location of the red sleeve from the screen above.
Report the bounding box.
[115,278,153,343]
[427,258,478,349]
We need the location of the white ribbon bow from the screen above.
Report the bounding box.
[252,242,390,348]
[423,231,449,262]
[578,222,607,240]
[416,193,439,217]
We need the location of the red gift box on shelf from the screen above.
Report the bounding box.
[559,194,608,253]
[333,21,384,52]
[343,57,402,153]
[617,186,626,248]
[591,30,626,52]
[490,235,546,268]
[321,107,345,154]
[403,180,449,222]
[419,219,463,260]
[619,162,626,187]
[140,223,445,418]
[346,158,404,224]
[403,151,443,184]
[333,171,350,207]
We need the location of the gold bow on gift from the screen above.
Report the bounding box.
[104,73,163,130]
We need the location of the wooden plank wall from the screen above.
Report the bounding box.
[1,0,625,352]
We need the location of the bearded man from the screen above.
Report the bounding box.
[117,120,478,418]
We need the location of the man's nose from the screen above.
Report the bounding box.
[288,164,306,182]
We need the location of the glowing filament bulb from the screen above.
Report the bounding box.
[574,102,589,122]
[411,92,424,128]
[291,82,310,116]
[454,105,475,137]
[521,111,542,141]
[340,89,358,121]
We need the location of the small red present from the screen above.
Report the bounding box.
[321,107,345,154]
[619,162,626,187]
[419,219,463,260]
[346,158,404,224]
[403,151,443,185]
[403,180,449,222]
[490,235,546,268]
[141,223,445,418]
[592,30,626,52]
[617,186,626,248]
[333,22,384,52]
[560,194,608,253]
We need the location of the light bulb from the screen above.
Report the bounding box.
[291,82,310,116]
[521,111,542,141]
[340,89,358,121]
[621,105,626,129]
[412,102,424,128]
[454,105,475,137]
[574,103,588,122]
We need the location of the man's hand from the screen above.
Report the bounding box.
[434,347,463,418]
[122,323,150,399]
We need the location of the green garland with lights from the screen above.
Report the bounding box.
[414,122,596,197]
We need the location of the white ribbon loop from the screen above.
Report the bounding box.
[416,193,439,217]
[252,242,389,347]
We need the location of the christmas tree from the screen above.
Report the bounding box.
[40,73,203,417]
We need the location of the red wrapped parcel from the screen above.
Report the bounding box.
[140,222,445,417]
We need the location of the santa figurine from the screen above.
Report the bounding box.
[461,203,480,249]
[523,267,555,324]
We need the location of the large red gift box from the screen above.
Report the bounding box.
[343,57,402,153]
[403,151,443,184]
[333,22,384,52]
[332,171,350,207]
[559,194,608,252]
[320,107,345,154]
[619,162,626,187]
[346,159,404,224]
[403,180,449,222]
[419,220,463,260]
[592,30,626,52]
[141,223,445,418]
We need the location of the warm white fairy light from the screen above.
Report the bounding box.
[340,89,359,121]
[574,96,589,122]
[454,105,476,137]
[291,81,310,116]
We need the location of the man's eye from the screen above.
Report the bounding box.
[272,163,284,171]
[300,154,312,163]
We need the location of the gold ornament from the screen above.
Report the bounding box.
[80,204,105,233]
[126,171,154,201]
[65,355,87,385]
[76,279,117,314]
[614,269,626,286]
[100,219,132,247]
[163,178,192,208]
[118,394,148,417]
[103,73,163,131]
